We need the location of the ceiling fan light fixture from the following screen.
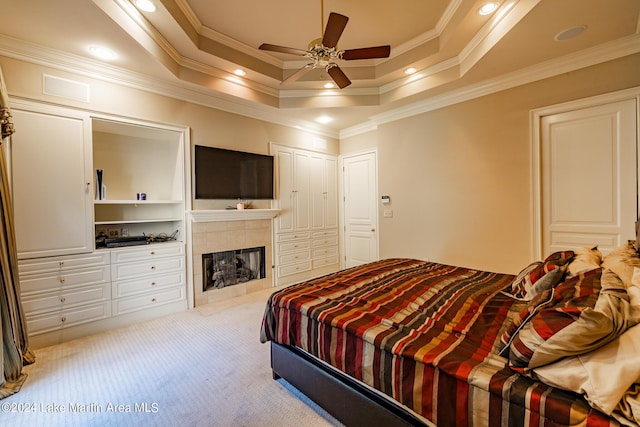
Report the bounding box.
[233,69,246,76]
[323,82,335,89]
[258,11,390,89]
[405,67,417,75]
[478,2,499,16]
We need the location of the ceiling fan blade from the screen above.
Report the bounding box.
[282,64,314,85]
[322,12,349,48]
[342,45,391,60]
[259,43,308,56]
[327,66,351,89]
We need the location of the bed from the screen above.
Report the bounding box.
[260,245,640,426]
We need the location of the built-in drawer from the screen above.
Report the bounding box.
[19,252,110,276]
[312,237,338,248]
[112,271,185,298]
[26,302,111,335]
[110,244,184,264]
[276,232,310,242]
[22,283,111,315]
[20,266,111,295]
[111,256,184,281]
[313,255,340,269]
[279,249,311,265]
[277,240,310,253]
[312,229,338,239]
[112,286,185,316]
[312,246,338,259]
[278,260,312,277]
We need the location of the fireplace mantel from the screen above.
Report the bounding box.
[188,209,280,222]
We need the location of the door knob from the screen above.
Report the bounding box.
[371,228,376,232]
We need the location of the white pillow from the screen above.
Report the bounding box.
[533,323,640,417]
[630,267,640,308]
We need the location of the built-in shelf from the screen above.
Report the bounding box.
[94,200,183,205]
[188,209,280,222]
[92,117,187,247]
[95,218,182,225]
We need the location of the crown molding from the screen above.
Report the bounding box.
[363,34,640,129]
[0,29,637,141]
[0,35,338,138]
[339,120,378,139]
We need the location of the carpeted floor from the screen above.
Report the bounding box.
[1,289,343,427]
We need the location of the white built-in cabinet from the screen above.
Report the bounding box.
[272,144,339,286]
[9,99,188,348]
[11,103,94,258]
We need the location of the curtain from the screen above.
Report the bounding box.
[0,65,34,399]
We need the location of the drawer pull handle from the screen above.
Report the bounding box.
[59,277,65,284]
[60,297,66,303]
[151,282,156,286]
[150,251,155,255]
[59,261,64,266]
[151,298,157,302]
[151,266,156,270]
[61,316,67,322]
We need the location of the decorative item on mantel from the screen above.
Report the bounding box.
[228,200,253,210]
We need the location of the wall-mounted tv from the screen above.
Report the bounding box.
[194,145,274,200]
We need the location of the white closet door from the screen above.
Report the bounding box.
[541,98,637,256]
[342,151,379,267]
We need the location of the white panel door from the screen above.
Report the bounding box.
[342,152,378,267]
[541,98,637,256]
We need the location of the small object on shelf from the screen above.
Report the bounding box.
[104,235,149,248]
[96,169,104,200]
[137,192,146,200]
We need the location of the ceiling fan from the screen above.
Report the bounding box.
[259,8,391,89]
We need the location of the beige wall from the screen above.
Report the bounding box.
[4,53,639,276]
[0,56,339,211]
[349,54,640,274]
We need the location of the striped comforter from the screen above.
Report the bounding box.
[261,258,618,426]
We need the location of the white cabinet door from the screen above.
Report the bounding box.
[310,154,325,230]
[293,150,311,231]
[323,156,339,229]
[274,147,294,233]
[10,104,93,258]
[311,154,338,230]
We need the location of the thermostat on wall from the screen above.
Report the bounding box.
[381,195,390,204]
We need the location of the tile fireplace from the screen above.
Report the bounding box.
[190,211,277,306]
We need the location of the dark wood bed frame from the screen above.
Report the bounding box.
[270,342,429,426]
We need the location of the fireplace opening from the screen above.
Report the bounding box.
[202,246,266,291]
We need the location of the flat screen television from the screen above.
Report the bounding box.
[194,145,274,200]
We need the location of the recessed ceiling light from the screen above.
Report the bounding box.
[405,67,417,75]
[89,46,117,60]
[323,82,334,89]
[134,0,156,12]
[554,25,587,41]
[478,2,499,15]
[315,115,333,124]
[233,69,246,76]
